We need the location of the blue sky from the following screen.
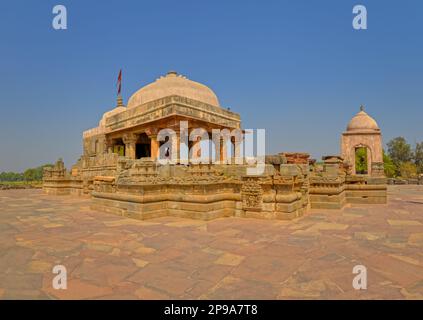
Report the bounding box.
[0,0,422,172]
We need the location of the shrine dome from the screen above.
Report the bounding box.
[346,106,380,132]
[127,71,220,108]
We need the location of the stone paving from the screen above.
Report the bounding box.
[0,186,422,300]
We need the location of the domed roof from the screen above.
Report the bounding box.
[346,106,380,132]
[127,71,220,108]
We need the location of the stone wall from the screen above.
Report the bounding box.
[90,159,309,220]
[387,177,423,185]
[308,155,387,209]
[43,152,387,220]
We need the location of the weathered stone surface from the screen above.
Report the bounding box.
[0,186,422,299]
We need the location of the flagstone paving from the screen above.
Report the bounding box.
[0,186,422,300]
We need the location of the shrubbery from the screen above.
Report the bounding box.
[0,164,53,182]
[384,137,423,178]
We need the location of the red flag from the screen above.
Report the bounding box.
[117,69,122,96]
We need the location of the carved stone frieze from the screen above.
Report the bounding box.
[241,177,263,211]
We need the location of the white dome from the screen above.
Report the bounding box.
[127,71,220,108]
[346,107,380,132]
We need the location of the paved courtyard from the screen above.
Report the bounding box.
[0,186,422,300]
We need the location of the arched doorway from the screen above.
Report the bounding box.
[354,145,371,175]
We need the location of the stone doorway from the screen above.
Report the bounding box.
[355,146,369,175]
[113,138,125,156]
[136,133,151,159]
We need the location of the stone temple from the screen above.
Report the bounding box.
[43,71,387,220]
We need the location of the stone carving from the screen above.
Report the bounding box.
[241,177,263,211]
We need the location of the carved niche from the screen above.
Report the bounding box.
[241,177,263,211]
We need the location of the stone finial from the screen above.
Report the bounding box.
[360,105,364,112]
[166,71,178,77]
[117,95,125,107]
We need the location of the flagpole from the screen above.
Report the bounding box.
[117,69,124,107]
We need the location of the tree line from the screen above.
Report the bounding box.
[384,137,423,178]
[0,164,53,182]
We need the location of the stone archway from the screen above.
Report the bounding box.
[353,144,372,175]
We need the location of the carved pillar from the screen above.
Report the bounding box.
[221,138,227,163]
[231,134,243,163]
[145,128,159,161]
[214,137,227,164]
[122,133,137,159]
[150,135,159,160]
[371,162,385,177]
[104,137,113,154]
[171,133,180,163]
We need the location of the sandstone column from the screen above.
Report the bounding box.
[220,138,227,163]
[150,135,159,160]
[231,134,243,164]
[171,133,180,163]
[145,128,160,161]
[214,137,227,164]
[122,133,137,159]
[104,138,113,154]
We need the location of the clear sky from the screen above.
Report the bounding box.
[0,0,422,172]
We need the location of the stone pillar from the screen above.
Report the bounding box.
[322,155,344,176]
[145,128,160,161]
[150,135,159,160]
[220,138,228,163]
[192,137,202,160]
[371,162,385,177]
[367,149,372,175]
[170,133,180,163]
[122,133,137,159]
[214,138,220,164]
[213,137,227,164]
[104,137,113,154]
[231,135,243,164]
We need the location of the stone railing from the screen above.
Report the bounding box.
[83,126,105,138]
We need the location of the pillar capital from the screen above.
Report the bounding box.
[122,133,138,145]
[145,128,159,138]
[122,133,137,159]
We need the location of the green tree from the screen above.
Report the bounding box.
[399,162,418,179]
[414,142,423,174]
[0,171,23,182]
[23,168,37,181]
[24,164,53,181]
[355,147,368,174]
[383,150,396,178]
[0,164,53,182]
[387,137,413,175]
